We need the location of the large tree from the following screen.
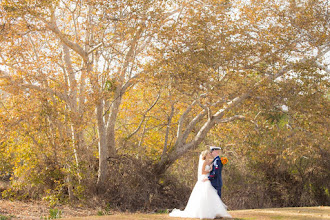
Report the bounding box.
[0,0,181,192]
[121,0,329,174]
[0,0,329,199]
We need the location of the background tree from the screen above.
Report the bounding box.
[0,0,329,210]
[125,0,329,175]
[0,0,182,193]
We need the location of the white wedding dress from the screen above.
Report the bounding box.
[169,154,231,219]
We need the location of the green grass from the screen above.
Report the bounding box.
[41,208,62,219]
[0,215,14,220]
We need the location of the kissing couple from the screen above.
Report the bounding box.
[170,146,232,219]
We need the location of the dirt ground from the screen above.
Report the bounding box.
[0,199,98,219]
[0,199,329,220]
[230,206,330,220]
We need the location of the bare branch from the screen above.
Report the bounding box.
[40,11,88,61]
[316,46,330,59]
[137,119,148,148]
[21,83,69,102]
[216,115,245,123]
[161,103,175,162]
[87,42,103,55]
[62,44,77,99]
[315,61,330,74]
[180,109,207,144]
[125,93,160,140]
[176,100,197,143]
[213,93,251,120]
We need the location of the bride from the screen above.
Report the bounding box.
[169,150,231,219]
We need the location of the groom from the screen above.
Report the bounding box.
[208,146,224,198]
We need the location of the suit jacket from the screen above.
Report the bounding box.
[208,156,223,188]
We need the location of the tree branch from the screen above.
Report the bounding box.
[161,103,175,162]
[40,11,88,61]
[124,93,160,140]
[0,70,69,102]
[315,61,330,74]
[180,109,207,145]
[176,100,197,144]
[88,42,103,55]
[216,115,246,123]
[62,44,77,102]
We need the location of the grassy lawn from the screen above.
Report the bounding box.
[62,206,330,220]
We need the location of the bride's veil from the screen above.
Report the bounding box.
[197,153,204,181]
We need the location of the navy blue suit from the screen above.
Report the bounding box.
[208,156,223,198]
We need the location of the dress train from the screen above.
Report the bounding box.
[169,174,231,219]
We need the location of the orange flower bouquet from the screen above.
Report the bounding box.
[221,157,228,165]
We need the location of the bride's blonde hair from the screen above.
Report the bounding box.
[201,149,210,160]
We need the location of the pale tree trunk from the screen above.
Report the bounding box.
[95,18,147,190]
[95,84,124,192]
[62,42,86,184]
[45,9,92,193]
[96,99,109,191]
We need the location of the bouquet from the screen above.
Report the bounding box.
[221,157,228,165]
